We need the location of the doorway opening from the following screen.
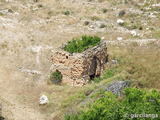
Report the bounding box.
[89,56,101,80]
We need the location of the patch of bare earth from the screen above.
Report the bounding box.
[0,63,50,120]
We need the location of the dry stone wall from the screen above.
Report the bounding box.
[51,40,107,86]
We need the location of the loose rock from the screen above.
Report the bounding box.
[117,19,124,24]
[105,81,130,96]
[111,60,118,64]
[117,37,123,41]
[39,95,49,105]
[131,30,137,36]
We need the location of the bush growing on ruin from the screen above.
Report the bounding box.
[63,35,101,53]
[50,70,62,84]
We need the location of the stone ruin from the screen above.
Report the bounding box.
[51,40,107,86]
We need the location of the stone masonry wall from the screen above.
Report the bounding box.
[51,40,107,86]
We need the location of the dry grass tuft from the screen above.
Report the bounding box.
[108,43,160,89]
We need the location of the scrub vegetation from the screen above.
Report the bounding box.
[63,35,101,53]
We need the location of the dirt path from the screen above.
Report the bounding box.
[0,65,47,120]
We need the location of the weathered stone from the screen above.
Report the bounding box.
[117,37,123,41]
[105,81,130,96]
[131,30,137,36]
[51,41,107,86]
[39,95,49,105]
[111,60,118,64]
[117,19,124,24]
[81,81,131,105]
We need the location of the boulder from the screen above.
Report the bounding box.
[110,60,118,64]
[39,95,49,105]
[117,19,124,24]
[105,81,130,96]
[117,37,123,41]
[131,30,137,36]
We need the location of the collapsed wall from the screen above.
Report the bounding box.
[51,40,107,86]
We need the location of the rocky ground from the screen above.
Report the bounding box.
[0,0,159,119]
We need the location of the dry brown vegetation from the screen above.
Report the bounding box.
[108,43,160,89]
[0,0,159,119]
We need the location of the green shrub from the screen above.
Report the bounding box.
[119,10,126,17]
[8,9,13,13]
[50,70,62,84]
[63,35,101,53]
[99,24,106,28]
[62,11,70,15]
[38,4,43,8]
[64,88,160,120]
[0,115,5,120]
[0,12,3,16]
[102,8,107,13]
[90,16,100,21]
[84,21,90,26]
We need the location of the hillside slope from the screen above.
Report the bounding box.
[0,0,159,119]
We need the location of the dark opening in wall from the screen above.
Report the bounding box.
[89,56,101,80]
[66,56,68,59]
[105,55,109,63]
[90,74,95,80]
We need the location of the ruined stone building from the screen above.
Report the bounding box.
[51,40,107,86]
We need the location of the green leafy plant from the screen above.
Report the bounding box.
[84,21,90,26]
[102,8,107,13]
[90,16,100,21]
[119,10,126,17]
[0,12,3,16]
[64,88,160,120]
[63,35,101,53]
[50,70,62,84]
[62,11,70,15]
[99,24,106,28]
[0,115,5,120]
